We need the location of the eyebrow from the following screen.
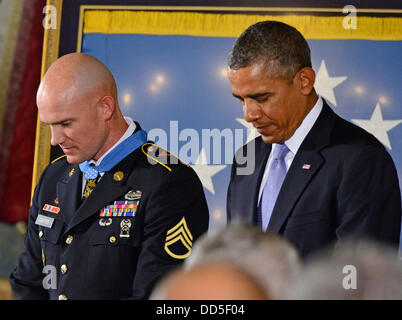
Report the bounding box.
[41,119,73,125]
[232,92,270,100]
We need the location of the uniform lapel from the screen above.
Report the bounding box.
[267,101,336,233]
[63,148,142,236]
[57,165,82,224]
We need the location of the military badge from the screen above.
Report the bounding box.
[125,190,142,201]
[120,219,132,238]
[69,168,75,176]
[164,217,193,259]
[99,218,113,227]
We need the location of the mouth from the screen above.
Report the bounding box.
[255,124,274,134]
[60,146,76,154]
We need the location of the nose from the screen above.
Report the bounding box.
[50,126,65,146]
[243,98,262,123]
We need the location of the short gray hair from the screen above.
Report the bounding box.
[228,20,312,79]
[185,220,301,299]
[286,239,402,299]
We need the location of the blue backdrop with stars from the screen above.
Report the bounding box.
[82,34,402,247]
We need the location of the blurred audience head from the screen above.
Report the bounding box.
[183,220,301,299]
[150,262,268,300]
[285,239,402,299]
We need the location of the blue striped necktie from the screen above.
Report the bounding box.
[257,143,290,231]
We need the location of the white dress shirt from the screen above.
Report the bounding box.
[81,117,136,195]
[257,97,323,205]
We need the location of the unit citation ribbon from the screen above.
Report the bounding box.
[43,204,60,214]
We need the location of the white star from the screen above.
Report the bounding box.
[236,118,260,144]
[190,148,226,195]
[352,103,402,150]
[314,60,347,106]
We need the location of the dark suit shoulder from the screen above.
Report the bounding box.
[329,113,390,158]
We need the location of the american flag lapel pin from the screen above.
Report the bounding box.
[302,164,311,170]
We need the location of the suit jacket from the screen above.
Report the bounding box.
[10,129,209,300]
[227,101,401,258]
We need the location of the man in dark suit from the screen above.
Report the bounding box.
[10,53,209,299]
[226,21,401,258]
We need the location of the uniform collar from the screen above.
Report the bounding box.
[89,117,136,167]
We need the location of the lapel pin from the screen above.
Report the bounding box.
[54,198,59,205]
[69,168,75,176]
[120,219,132,238]
[302,164,311,170]
[125,190,142,201]
[113,171,124,181]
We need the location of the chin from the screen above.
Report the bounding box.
[260,135,282,144]
[65,155,82,164]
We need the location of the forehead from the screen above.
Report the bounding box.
[37,88,83,124]
[228,63,288,96]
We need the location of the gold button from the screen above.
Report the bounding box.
[60,264,68,274]
[109,236,116,244]
[39,231,44,238]
[58,294,67,300]
[65,235,73,244]
[113,171,124,182]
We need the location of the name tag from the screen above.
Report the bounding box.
[35,214,54,228]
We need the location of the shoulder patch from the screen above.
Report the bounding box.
[51,155,67,164]
[141,143,189,171]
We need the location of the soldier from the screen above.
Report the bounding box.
[9,53,209,300]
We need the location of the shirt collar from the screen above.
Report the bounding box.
[283,96,323,155]
[89,116,136,166]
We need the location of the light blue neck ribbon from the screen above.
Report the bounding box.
[79,129,147,179]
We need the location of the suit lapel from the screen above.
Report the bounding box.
[235,137,271,224]
[267,101,336,233]
[57,165,82,224]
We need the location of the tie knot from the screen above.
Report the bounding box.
[272,143,289,160]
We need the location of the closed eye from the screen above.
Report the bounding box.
[61,121,72,127]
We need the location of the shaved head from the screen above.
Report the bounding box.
[37,53,117,106]
[37,53,127,164]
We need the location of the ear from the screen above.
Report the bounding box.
[98,95,115,120]
[298,67,315,96]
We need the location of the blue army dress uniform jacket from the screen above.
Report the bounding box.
[10,140,209,299]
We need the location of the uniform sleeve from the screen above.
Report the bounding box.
[336,143,402,247]
[9,168,50,299]
[130,165,209,299]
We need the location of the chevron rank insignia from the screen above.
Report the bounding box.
[164,217,193,259]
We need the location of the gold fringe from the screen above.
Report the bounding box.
[83,11,402,40]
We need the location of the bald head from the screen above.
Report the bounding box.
[151,264,269,300]
[37,53,127,164]
[38,53,117,107]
